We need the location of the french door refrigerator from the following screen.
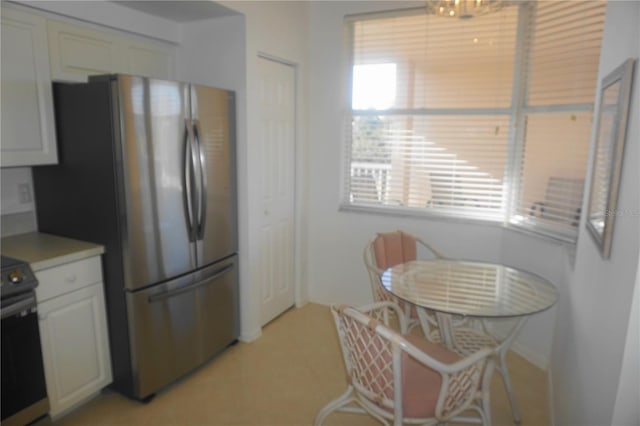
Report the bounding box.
[33,74,238,400]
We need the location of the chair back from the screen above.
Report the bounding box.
[363,230,445,303]
[363,240,391,303]
[330,303,491,423]
[332,305,397,411]
[372,231,418,270]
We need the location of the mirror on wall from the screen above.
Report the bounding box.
[586,58,636,259]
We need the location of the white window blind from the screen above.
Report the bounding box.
[344,1,606,242]
[512,1,606,241]
[345,8,519,220]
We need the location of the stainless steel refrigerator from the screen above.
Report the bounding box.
[33,74,238,401]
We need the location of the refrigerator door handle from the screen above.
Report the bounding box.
[193,119,208,240]
[183,119,196,241]
[147,264,234,303]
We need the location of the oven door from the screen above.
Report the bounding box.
[1,292,50,426]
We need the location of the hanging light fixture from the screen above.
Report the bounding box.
[425,0,505,19]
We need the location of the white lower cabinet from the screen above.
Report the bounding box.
[36,257,112,419]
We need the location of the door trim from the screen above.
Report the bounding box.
[257,52,297,68]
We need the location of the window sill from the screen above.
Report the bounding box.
[339,202,504,228]
[339,202,578,249]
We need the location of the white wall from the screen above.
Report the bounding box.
[612,254,640,425]
[307,0,564,369]
[550,2,640,425]
[176,14,245,92]
[1,168,38,237]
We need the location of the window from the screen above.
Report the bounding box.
[343,2,606,242]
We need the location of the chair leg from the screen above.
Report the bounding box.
[482,359,496,426]
[493,317,527,424]
[497,350,521,424]
[314,386,356,426]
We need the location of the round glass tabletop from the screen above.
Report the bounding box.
[381,259,559,318]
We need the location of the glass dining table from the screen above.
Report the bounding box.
[381,259,558,424]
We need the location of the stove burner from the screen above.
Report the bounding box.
[1,255,38,299]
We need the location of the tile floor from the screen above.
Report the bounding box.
[57,303,549,426]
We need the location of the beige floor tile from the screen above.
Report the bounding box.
[56,303,549,426]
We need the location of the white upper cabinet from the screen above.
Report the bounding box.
[1,6,176,167]
[47,20,122,82]
[48,19,176,82]
[126,40,176,79]
[1,7,57,167]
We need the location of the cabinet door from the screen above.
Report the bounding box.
[125,40,176,80]
[47,20,123,82]
[38,282,112,418]
[1,7,57,166]
[48,19,176,82]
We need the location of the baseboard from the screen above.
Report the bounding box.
[239,328,262,342]
[547,368,556,426]
[509,339,548,371]
[489,324,549,371]
[51,389,103,421]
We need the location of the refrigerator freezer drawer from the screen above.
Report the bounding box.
[125,255,238,399]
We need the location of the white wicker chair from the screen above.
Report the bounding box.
[363,230,445,331]
[315,302,494,426]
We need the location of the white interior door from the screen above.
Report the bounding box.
[258,56,296,326]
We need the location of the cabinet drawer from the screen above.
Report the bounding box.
[35,256,102,302]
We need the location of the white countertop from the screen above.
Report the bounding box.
[1,232,104,271]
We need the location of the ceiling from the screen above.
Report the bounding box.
[112,1,238,22]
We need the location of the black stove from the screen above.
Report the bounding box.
[1,255,50,426]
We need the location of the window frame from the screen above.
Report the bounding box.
[340,2,603,244]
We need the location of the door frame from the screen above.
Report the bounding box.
[256,52,303,316]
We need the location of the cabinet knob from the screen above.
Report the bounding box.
[39,313,48,321]
[8,270,25,284]
[65,274,77,283]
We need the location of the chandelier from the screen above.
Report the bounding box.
[425,0,505,19]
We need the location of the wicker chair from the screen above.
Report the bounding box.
[315,302,494,426]
[363,230,445,331]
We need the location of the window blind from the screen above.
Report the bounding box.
[511,1,606,241]
[345,7,519,220]
[344,2,606,242]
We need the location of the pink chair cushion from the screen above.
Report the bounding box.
[373,231,417,270]
[399,334,461,419]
